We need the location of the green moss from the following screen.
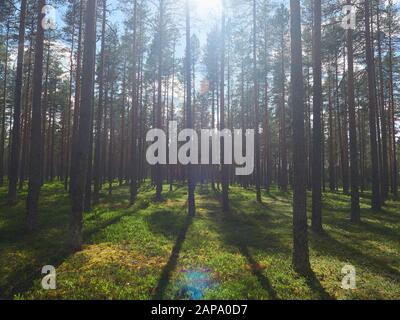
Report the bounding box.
[0,182,399,300]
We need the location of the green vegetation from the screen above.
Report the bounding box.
[0,182,399,300]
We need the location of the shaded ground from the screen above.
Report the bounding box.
[0,182,399,300]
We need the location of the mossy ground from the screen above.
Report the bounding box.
[0,182,399,300]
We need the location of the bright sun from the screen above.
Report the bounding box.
[192,0,222,17]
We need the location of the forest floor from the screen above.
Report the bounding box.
[0,182,399,300]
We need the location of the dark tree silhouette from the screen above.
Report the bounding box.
[8,0,27,204]
[26,0,46,231]
[70,0,97,251]
[346,0,360,222]
[311,0,322,232]
[290,0,310,275]
[364,0,382,210]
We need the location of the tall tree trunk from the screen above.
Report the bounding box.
[169,38,176,192]
[342,48,350,195]
[84,106,94,212]
[364,0,381,210]
[290,0,310,275]
[119,57,127,186]
[8,0,27,203]
[63,0,77,189]
[41,41,51,184]
[376,3,388,200]
[219,0,229,211]
[26,0,46,231]
[388,0,397,198]
[311,0,322,232]
[328,75,336,191]
[155,0,164,201]
[263,18,271,192]
[70,0,97,251]
[279,33,288,191]
[93,0,107,204]
[19,25,34,190]
[108,82,115,194]
[129,0,138,204]
[346,6,360,222]
[69,0,83,192]
[0,16,10,187]
[186,0,195,215]
[253,0,261,203]
[49,106,55,181]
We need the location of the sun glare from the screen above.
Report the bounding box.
[192,0,222,17]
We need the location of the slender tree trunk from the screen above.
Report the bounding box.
[19,27,34,190]
[346,9,360,222]
[70,0,97,251]
[41,41,51,184]
[8,0,27,203]
[26,0,46,231]
[388,3,397,197]
[155,0,164,201]
[50,106,55,181]
[253,0,261,203]
[63,1,77,189]
[69,0,83,192]
[108,82,115,194]
[263,19,271,192]
[169,38,176,192]
[0,17,10,187]
[328,75,335,192]
[364,0,381,210]
[130,0,138,204]
[311,0,322,232]
[219,0,229,211]
[279,33,288,191]
[119,58,127,186]
[290,0,310,275]
[93,0,107,203]
[84,106,94,212]
[376,4,388,200]
[211,75,216,191]
[186,0,195,215]
[342,48,350,195]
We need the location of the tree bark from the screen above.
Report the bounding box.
[69,0,83,192]
[311,0,322,232]
[7,0,27,203]
[186,0,195,215]
[26,0,46,231]
[346,6,360,222]
[253,0,261,203]
[70,0,97,251]
[364,0,381,210]
[290,0,310,275]
[129,0,138,204]
[93,0,107,204]
[0,16,10,187]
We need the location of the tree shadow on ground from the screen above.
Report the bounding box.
[0,242,73,299]
[302,269,334,300]
[325,215,400,244]
[83,210,135,240]
[153,213,194,299]
[207,196,288,299]
[310,230,400,280]
[210,190,334,300]
[146,209,187,240]
[238,245,278,299]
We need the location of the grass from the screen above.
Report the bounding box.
[0,181,399,300]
